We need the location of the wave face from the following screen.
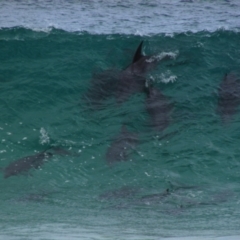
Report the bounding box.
[0,28,240,239]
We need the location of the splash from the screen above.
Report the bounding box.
[148,70,177,84]
[157,51,179,61]
[160,71,178,83]
[39,128,50,145]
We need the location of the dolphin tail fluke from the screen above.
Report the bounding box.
[132,41,144,63]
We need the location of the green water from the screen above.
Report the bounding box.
[0,28,240,239]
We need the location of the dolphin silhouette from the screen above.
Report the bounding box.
[2,151,53,178]
[106,126,138,165]
[217,73,240,124]
[85,41,162,107]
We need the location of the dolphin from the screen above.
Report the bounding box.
[105,188,171,210]
[2,151,53,178]
[85,41,163,107]
[106,126,138,165]
[217,73,240,124]
[145,85,173,132]
[103,184,233,212]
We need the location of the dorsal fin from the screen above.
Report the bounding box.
[132,41,144,63]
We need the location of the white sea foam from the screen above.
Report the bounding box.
[160,72,178,84]
[1,224,240,240]
[157,51,179,61]
[149,70,177,84]
[39,127,50,145]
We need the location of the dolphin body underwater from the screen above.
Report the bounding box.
[2,151,53,178]
[84,41,161,108]
[217,73,240,124]
[1,146,78,179]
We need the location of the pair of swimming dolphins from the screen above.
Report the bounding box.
[102,41,173,164]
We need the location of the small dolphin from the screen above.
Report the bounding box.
[2,151,53,179]
[106,126,138,165]
[145,85,173,132]
[217,73,240,124]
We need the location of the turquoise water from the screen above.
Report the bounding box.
[1,27,240,239]
[1,1,240,239]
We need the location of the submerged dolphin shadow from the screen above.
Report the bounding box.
[100,183,234,214]
[217,72,240,124]
[1,146,77,179]
[1,150,53,179]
